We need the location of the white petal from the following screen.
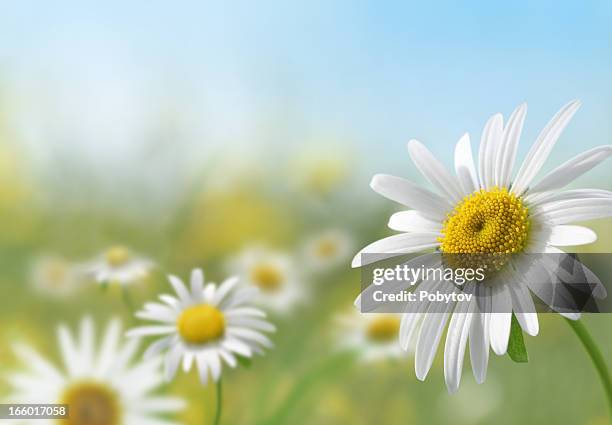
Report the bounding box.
[164,344,183,381]
[126,326,176,338]
[168,275,191,304]
[351,233,440,268]
[454,133,479,195]
[489,284,512,355]
[560,312,581,320]
[512,100,581,196]
[225,307,267,318]
[469,311,490,384]
[529,145,612,193]
[478,113,504,190]
[399,279,441,349]
[533,198,612,224]
[407,139,464,203]
[190,268,205,299]
[12,344,63,384]
[414,296,454,380]
[470,286,491,384]
[228,327,273,348]
[182,352,194,372]
[507,280,539,336]
[79,317,95,372]
[496,103,527,188]
[546,225,597,246]
[195,352,210,385]
[95,319,121,376]
[218,349,238,368]
[444,300,473,393]
[387,210,442,233]
[207,351,222,382]
[57,324,80,377]
[525,189,612,207]
[370,174,452,221]
[222,338,253,357]
[143,336,175,360]
[213,277,239,306]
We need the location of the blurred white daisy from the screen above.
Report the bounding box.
[30,256,80,298]
[227,246,304,314]
[5,317,184,425]
[336,310,404,362]
[126,269,275,385]
[353,101,612,392]
[302,229,354,272]
[87,245,154,286]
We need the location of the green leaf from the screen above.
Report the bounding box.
[507,313,529,363]
[236,355,253,368]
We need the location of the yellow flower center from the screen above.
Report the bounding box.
[105,246,130,267]
[250,263,284,292]
[60,381,120,425]
[45,260,69,287]
[315,239,338,258]
[366,315,401,343]
[177,304,226,344]
[439,188,530,254]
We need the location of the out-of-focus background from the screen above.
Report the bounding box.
[0,1,611,424]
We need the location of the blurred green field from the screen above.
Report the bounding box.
[1,126,611,425]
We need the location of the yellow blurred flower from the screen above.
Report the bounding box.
[226,245,305,314]
[302,229,354,272]
[291,147,351,197]
[178,188,293,263]
[30,255,81,298]
[335,309,406,362]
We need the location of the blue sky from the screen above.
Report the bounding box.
[1,0,611,182]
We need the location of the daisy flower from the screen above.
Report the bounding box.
[336,310,404,362]
[30,256,80,298]
[227,246,304,314]
[302,229,354,272]
[126,268,275,385]
[4,317,184,425]
[87,245,154,286]
[353,100,612,392]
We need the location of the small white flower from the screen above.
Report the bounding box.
[5,317,184,425]
[227,246,304,314]
[30,256,80,298]
[302,229,354,272]
[127,269,275,385]
[336,310,404,362]
[87,245,154,286]
[353,100,612,392]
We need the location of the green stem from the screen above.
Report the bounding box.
[213,379,222,425]
[565,318,612,420]
[121,286,135,311]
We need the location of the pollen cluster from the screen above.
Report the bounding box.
[439,187,529,254]
[366,315,401,343]
[61,381,120,425]
[177,304,226,345]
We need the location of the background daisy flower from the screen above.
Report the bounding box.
[127,268,275,385]
[335,310,404,362]
[86,245,154,286]
[353,101,612,392]
[4,317,184,425]
[302,229,354,272]
[29,256,80,298]
[227,246,305,314]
